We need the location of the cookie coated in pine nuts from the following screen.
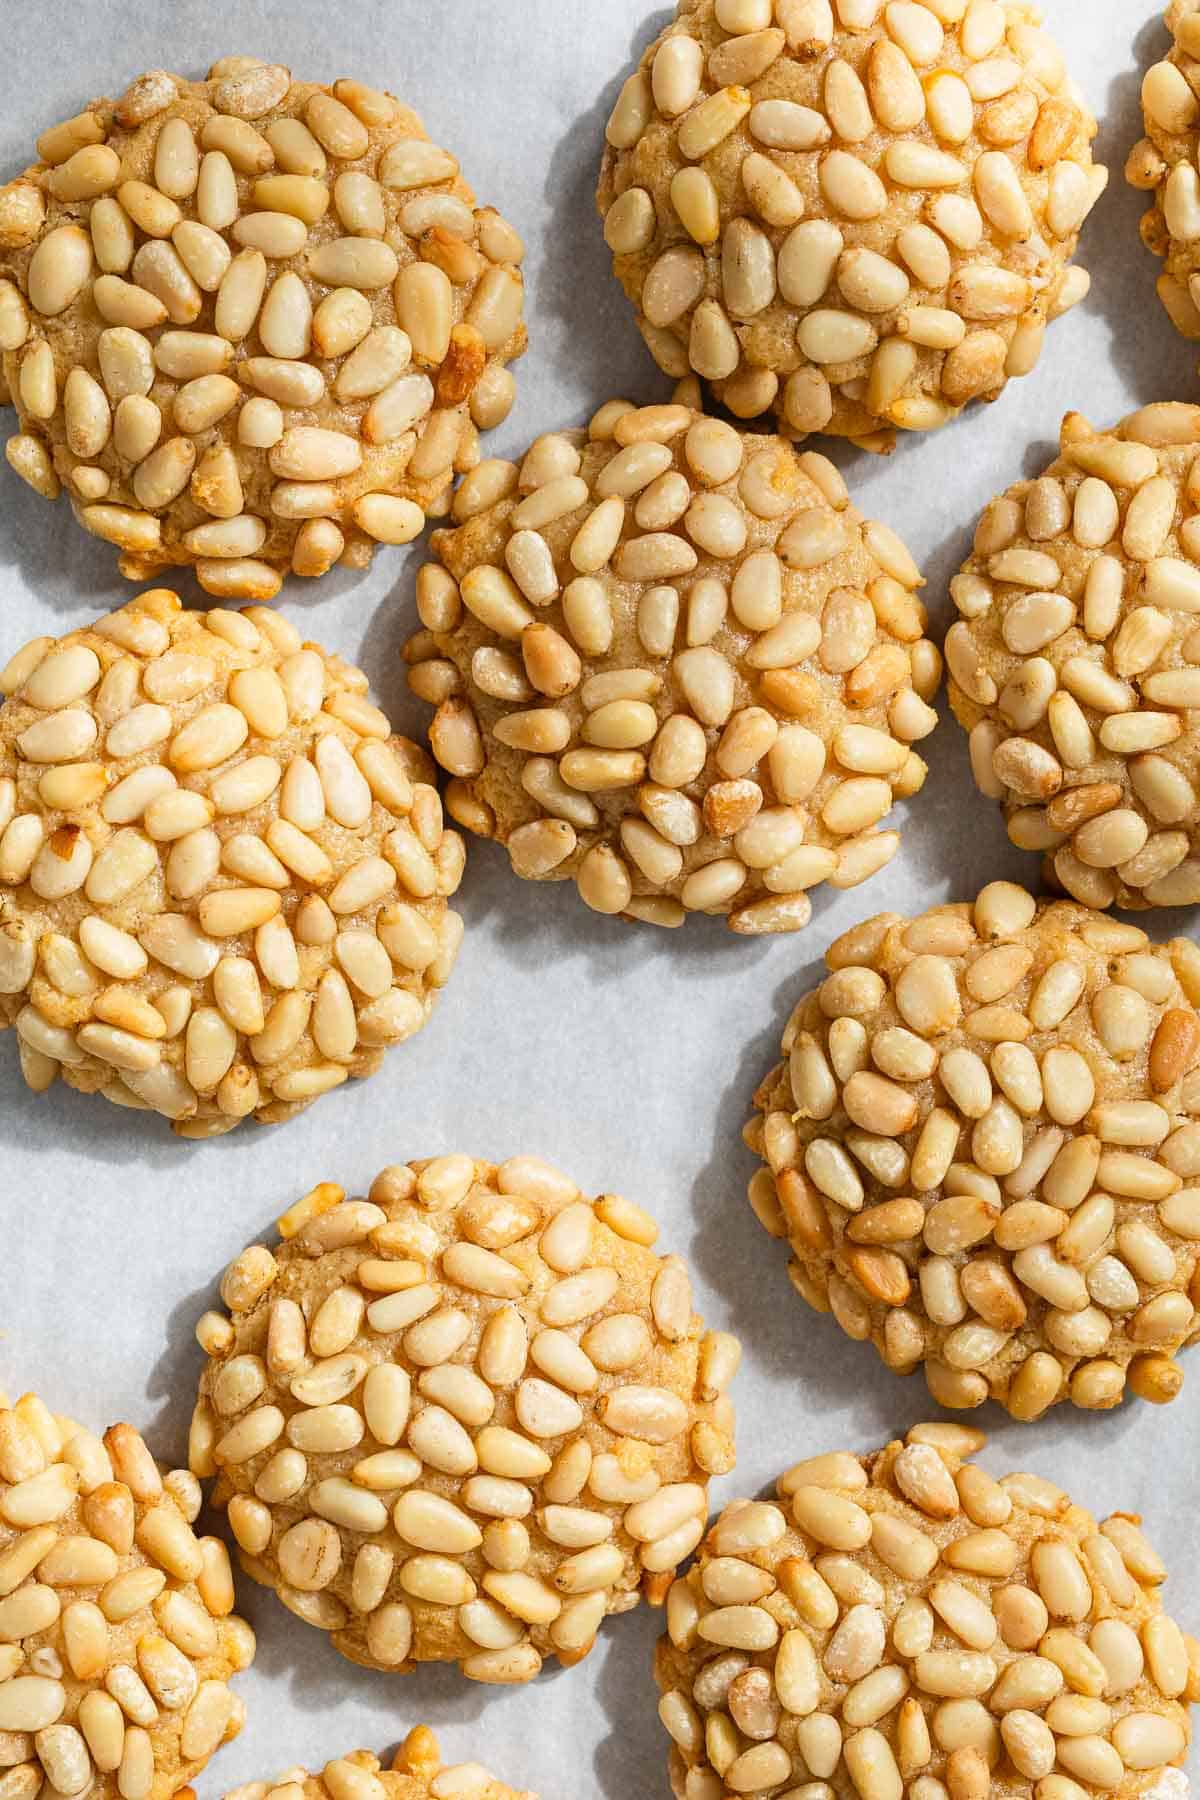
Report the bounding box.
[597,0,1105,445]
[744,885,1200,1418]
[1129,3,1200,349]
[0,1388,255,1800]
[656,1423,1199,1800]
[0,588,464,1135]
[948,405,1200,910]
[221,1730,535,1800]
[403,400,940,932]
[188,1156,740,1684]
[0,58,526,594]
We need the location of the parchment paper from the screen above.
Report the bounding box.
[0,2,1197,1793]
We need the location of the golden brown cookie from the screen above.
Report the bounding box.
[657,1423,1198,1800]
[403,399,940,932]
[1128,3,1200,346]
[744,884,1200,1418]
[188,1157,740,1684]
[0,1388,254,1800]
[947,405,1200,910]
[0,588,464,1136]
[222,1729,535,1800]
[0,58,526,595]
[597,0,1105,443]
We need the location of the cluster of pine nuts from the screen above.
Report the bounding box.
[597,0,1105,445]
[656,1423,1198,1800]
[188,1157,739,1684]
[1128,3,1200,347]
[221,1730,535,1800]
[0,589,464,1134]
[948,404,1200,910]
[0,58,526,592]
[0,1389,254,1800]
[745,884,1200,1417]
[404,400,940,931]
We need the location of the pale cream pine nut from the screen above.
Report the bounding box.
[353,496,425,545]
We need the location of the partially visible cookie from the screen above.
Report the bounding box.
[0,588,464,1135]
[189,1157,740,1684]
[1129,3,1200,345]
[404,400,940,933]
[745,884,1200,1418]
[0,1388,255,1800]
[947,405,1200,910]
[0,58,526,594]
[222,1730,535,1800]
[657,1423,1198,1800]
[597,0,1105,444]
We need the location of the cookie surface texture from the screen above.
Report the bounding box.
[1128,2,1200,349]
[189,1157,740,1683]
[745,884,1200,1417]
[221,1728,536,1800]
[405,400,940,932]
[947,405,1200,910]
[0,59,526,591]
[0,1390,254,1800]
[598,0,1104,441]
[657,1423,1198,1800]
[0,589,464,1134]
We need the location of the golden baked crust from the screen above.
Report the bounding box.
[0,1389,254,1800]
[0,589,464,1135]
[597,0,1104,443]
[404,399,940,932]
[221,1729,535,1800]
[657,1424,1199,1800]
[744,885,1200,1417]
[0,59,526,593]
[189,1158,740,1684]
[947,405,1200,910]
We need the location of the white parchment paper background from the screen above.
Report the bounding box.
[1,1,1198,1793]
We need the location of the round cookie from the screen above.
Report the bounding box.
[0,58,526,595]
[403,399,940,932]
[947,404,1200,911]
[222,1730,535,1800]
[656,1423,1199,1800]
[188,1156,740,1684]
[1128,4,1200,346]
[0,588,464,1136]
[0,1388,255,1800]
[743,883,1200,1418]
[596,0,1105,444]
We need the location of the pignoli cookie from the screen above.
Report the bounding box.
[0,1389,254,1800]
[657,1423,1198,1800]
[188,1156,740,1684]
[0,59,526,593]
[0,589,464,1135]
[744,885,1200,1417]
[948,404,1200,910]
[222,1729,535,1800]
[597,0,1105,444]
[404,399,940,931]
[1129,2,1200,348]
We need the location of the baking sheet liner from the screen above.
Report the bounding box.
[0,1,1196,1792]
